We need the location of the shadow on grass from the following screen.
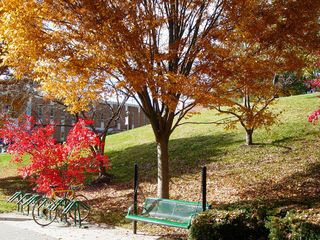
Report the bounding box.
[0,176,32,196]
[251,142,293,152]
[108,132,242,183]
[248,130,320,153]
[230,162,320,211]
[85,183,132,226]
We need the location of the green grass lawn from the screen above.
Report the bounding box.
[1,93,320,237]
[106,93,320,184]
[0,154,31,213]
[0,153,20,213]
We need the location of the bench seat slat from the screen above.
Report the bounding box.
[126,214,190,229]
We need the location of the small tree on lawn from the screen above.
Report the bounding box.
[209,78,280,146]
[0,116,109,193]
[197,2,319,145]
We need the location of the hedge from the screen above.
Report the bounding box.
[189,208,320,240]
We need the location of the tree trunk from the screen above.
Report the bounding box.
[156,136,170,199]
[98,137,108,177]
[245,129,254,145]
[96,137,111,183]
[99,163,108,177]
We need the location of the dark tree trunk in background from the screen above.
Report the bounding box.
[245,129,254,145]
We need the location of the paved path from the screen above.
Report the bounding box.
[0,213,160,240]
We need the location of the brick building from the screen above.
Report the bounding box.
[26,96,149,142]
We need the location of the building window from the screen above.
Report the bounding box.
[60,112,65,133]
[60,131,65,142]
[131,112,134,129]
[37,105,43,118]
[71,116,76,125]
[60,112,65,142]
[50,106,54,121]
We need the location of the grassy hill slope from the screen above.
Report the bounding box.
[107,93,320,187]
[1,93,320,236]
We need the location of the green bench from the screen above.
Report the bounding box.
[126,197,210,229]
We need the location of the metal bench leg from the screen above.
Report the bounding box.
[133,164,138,234]
[133,221,137,234]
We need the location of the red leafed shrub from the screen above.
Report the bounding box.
[0,116,110,193]
[308,108,320,123]
[308,55,320,124]
[308,78,320,90]
[308,78,320,123]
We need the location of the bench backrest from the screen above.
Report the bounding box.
[141,197,209,224]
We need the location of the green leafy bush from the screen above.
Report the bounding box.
[266,210,320,240]
[189,208,268,240]
[189,208,320,240]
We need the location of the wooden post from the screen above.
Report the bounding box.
[202,166,207,212]
[133,163,138,234]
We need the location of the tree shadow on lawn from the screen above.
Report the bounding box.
[0,176,33,196]
[108,132,242,183]
[230,161,320,211]
[88,197,129,226]
[253,129,319,149]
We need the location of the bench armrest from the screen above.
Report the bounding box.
[188,213,201,227]
[127,204,144,216]
[127,204,134,215]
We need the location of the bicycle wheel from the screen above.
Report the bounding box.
[70,194,90,221]
[32,197,57,226]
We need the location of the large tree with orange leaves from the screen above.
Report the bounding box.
[0,0,319,198]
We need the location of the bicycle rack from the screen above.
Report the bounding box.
[8,191,90,228]
[20,194,42,215]
[8,191,25,211]
[62,200,90,227]
[17,193,34,214]
[8,192,43,214]
[8,191,24,202]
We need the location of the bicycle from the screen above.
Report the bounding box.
[32,185,90,226]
